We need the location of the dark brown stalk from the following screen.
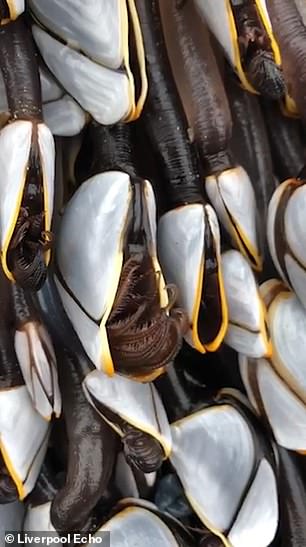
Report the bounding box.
[0,17,42,121]
[79,122,137,180]
[27,460,59,507]
[154,362,206,423]
[226,69,277,277]
[135,0,203,208]
[198,535,225,547]
[266,0,306,122]
[165,0,234,175]
[278,448,306,547]
[0,18,52,291]
[260,98,306,182]
[0,454,18,503]
[50,348,117,533]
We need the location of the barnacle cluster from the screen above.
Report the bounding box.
[0,1,305,546]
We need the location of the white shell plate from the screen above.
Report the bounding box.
[269,292,306,400]
[39,66,63,102]
[266,181,288,282]
[83,370,172,455]
[8,0,24,18]
[43,95,86,137]
[225,324,268,359]
[194,0,236,68]
[37,123,55,233]
[24,502,56,532]
[158,204,204,347]
[284,254,306,311]
[0,386,49,498]
[98,507,179,547]
[222,250,262,330]
[257,359,306,450]
[170,405,255,532]
[206,167,259,260]
[33,25,130,125]
[228,459,278,547]
[0,121,54,260]
[0,121,32,251]
[30,0,122,69]
[55,275,102,369]
[285,185,306,269]
[15,322,61,421]
[57,171,131,321]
